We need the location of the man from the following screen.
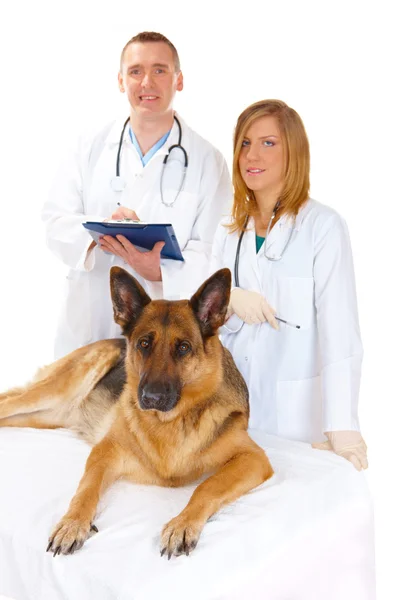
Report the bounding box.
[42,32,232,359]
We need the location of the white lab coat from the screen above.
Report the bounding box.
[210,199,363,443]
[43,115,232,358]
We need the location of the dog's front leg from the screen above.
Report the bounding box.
[47,437,124,556]
[160,444,273,558]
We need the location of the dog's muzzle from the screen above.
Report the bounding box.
[139,380,181,412]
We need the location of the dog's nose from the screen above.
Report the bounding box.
[140,382,180,412]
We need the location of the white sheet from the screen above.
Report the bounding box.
[0,427,375,600]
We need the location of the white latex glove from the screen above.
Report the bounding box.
[228,288,278,329]
[312,431,368,471]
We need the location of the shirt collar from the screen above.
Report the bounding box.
[106,112,182,154]
[129,127,171,165]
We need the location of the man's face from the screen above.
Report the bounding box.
[118,42,183,118]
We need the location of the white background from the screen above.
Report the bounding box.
[0,0,398,598]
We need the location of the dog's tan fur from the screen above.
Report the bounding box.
[0,267,273,558]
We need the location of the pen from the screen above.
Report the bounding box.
[116,202,140,223]
[275,316,301,329]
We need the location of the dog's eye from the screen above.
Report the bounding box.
[139,339,150,349]
[177,342,191,355]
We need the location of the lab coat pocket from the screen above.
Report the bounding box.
[276,276,314,330]
[276,376,322,443]
[63,271,92,345]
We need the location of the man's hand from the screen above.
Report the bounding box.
[99,235,164,281]
[109,206,139,221]
[86,206,140,258]
[312,431,368,471]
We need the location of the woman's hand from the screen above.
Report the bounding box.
[229,288,278,329]
[312,431,368,470]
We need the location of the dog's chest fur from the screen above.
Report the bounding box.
[114,396,241,486]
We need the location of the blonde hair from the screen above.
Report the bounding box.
[230,99,310,233]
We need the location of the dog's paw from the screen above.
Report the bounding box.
[46,517,98,556]
[160,513,203,559]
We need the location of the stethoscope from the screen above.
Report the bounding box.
[110,115,188,207]
[234,201,299,328]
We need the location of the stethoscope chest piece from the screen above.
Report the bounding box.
[110,176,126,192]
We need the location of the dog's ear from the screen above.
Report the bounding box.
[110,267,151,336]
[190,268,231,337]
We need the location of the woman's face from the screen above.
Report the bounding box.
[239,115,285,195]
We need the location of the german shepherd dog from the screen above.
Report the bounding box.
[0,267,273,558]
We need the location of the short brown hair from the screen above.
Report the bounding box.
[230,99,310,233]
[120,32,181,72]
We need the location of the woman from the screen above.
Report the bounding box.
[211,100,367,470]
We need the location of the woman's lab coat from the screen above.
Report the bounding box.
[211,199,363,443]
[42,116,232,359]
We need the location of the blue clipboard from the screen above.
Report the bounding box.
[83,222,184,261]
